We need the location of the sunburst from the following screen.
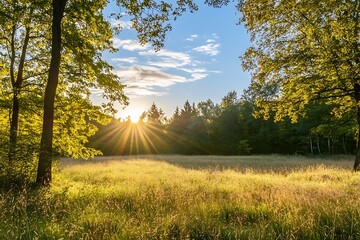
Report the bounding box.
[125,109,144,123]
[94,119,168,155]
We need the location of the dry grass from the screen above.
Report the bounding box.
[1,155,359,239]
[59,154,355,170]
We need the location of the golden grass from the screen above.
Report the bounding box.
[59,154,355,170]
[1,155,360,239]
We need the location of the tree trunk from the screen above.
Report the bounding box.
[342,137,347,155]
[327,137,331,155]
[316,134,321,155]
[36,0,66,186]
[8,27,30,161]
[9,94,19,161]
[353,83,360,171]
[309,137,313,155]
[354,129,360,171]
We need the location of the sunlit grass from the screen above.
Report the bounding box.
[1,155,360,239]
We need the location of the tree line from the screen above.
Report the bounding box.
[89,90,357,156]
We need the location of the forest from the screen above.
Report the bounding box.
[89,90,357,156]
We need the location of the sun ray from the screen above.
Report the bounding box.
[138,125,159,154]
[92,117,188,155]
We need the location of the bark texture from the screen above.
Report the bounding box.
[36,0,66,185]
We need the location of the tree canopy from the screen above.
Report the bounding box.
[239,0,359,168]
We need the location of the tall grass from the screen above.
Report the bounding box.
[1,155,360,239]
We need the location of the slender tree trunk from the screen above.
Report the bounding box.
[327,137,331,155]
[309,137,313,155]
[316,134,321,155]
[8,27,30,161]
[36,0,66,186]
[9,94,19,161]
[353,83,360,171]
[342,137,347,155]
[8,25,17,160]
[355,129,360,171]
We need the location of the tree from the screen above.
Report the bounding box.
[0,0,49,161]
[140,103,169,153]
[0,0,122,185]
[168,100,204,154]
[239,0,359,168]
[37,0,130,185]
[36,0,67,185]
[211,91,242,154]
[145,103,165,126]
[197,99,216,145]
[36,0,200,185]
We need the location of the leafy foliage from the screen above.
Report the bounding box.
[240,0,359,122]
[114,0,199,50]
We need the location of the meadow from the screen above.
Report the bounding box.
[1,155,360,239]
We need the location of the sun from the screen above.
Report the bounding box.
[127,110,143,123]
[119,104,146,123]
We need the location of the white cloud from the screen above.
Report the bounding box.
[186,34,199,41]
[192,43,220,56]
[108,36,223,96]
[111,57,138,64]
[190,60,202,67]
[191,73,208,81]
[110,19,132,30]
[111,38,149,51]
[180,68,207,73]
[139,49,190,62]
[114,66,190,96]
[182,68,221,74]
[139,49,191,68]
[125,86,166,97]
[146,60,185,68]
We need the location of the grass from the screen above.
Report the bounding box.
[1,155,360,239]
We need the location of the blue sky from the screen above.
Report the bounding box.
[97,2,251,122]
